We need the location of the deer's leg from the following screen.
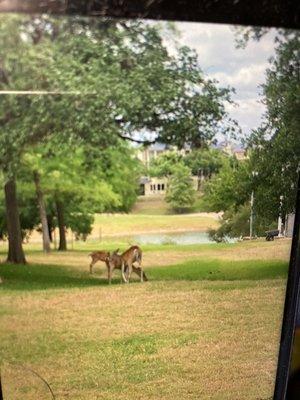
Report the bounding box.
[89,259,96,274]
[140,267,144,282]
[132,266,141,278]
[132,266,147,282]
[121,262,128,283]
[127,262,133,283]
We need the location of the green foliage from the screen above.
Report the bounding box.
[208,205,277,242]
[148,151,182,177]
[246,31,300,221]
[20,142,122,239]
[206,30,300,240]
[165,163,196,212]
[66,213,94,241]
[92,144,142,212]
[184,148,226,177]
[233,29,300,221]
[202,158,251,212]
[0,15,236,177]
[0,15,237,252]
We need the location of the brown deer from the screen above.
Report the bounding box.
[89,248,147,283]
[107,245,145,284]
[89,251,110,275]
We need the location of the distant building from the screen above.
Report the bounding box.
[137,143,168,168]
[139,175,198,196]
[213,140,247,161]
[137,140,245,196]
[136,143,191,169]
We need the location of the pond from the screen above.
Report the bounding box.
[131,231,215,245]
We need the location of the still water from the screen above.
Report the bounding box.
[132,231,214,245]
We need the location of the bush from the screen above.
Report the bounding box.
[208,204,277,242]
[165,163,196,213]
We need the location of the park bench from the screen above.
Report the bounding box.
[265,229,279,241]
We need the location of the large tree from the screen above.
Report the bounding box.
[165,163,196,212]
[0,15,236,263]
[237,29,300,223]
[203,29,300,240]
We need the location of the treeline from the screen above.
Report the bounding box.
[146,148,227,212]
[0,142,141,251]
[146,28,300,233]
[204,29,300,240]
[0,16,235,263]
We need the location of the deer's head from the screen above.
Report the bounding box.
[107,249,121,268]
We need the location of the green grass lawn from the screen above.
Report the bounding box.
[0,241,290,399]
[132,194,209,215]
[0,258,288,292]
[93,212,219,237]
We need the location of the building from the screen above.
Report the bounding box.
[136,143,191,169]
[137,140,245,196]
[139,175,199,196]
[213,140,247,161]
[137,143,168,168]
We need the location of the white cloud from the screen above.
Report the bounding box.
[169,21,277,137]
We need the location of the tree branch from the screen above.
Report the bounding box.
[117,133,156,146]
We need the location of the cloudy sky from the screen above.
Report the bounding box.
[169,22,277,139]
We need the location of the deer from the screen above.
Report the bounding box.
[89,247,147,283]
[107,245,145,284]
[89,251,110,275]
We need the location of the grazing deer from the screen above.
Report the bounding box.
[107,245,145,284]
[89,248,147,283]
[89,251,109,274]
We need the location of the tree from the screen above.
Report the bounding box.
[203,30,300,239]
[235,29,300,224]
[208,204,277,242]
[202,157,252,212]
[25,144,120,250]
[87,143,142,212]
[184,148,227,189]
[165,163,196,212]
[0,15,237,262]
[148,151,182,177]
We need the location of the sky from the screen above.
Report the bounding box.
[168,22,277,139]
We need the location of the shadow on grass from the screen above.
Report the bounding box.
[0,258,288,292]
[0,263,117,291]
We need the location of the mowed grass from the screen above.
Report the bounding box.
[132,196,171,215]
[92,212,219,236]
[0,241,290,399]
[132,194,208,215]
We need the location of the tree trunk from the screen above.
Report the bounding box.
[56,200,67,251]
[4,178,26,264]
[47,215,53,242]
[33,171,51,253]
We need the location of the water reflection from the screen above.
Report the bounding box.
[125,231,237,245]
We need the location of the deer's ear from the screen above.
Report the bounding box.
[115,248,120,254]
